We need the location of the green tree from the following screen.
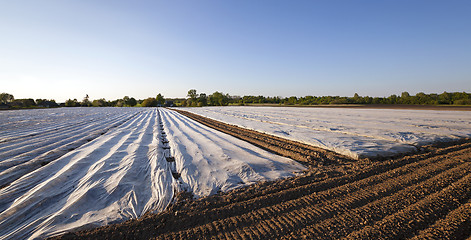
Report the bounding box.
[122,96,137,106]
[0,93,14,104]
[115,99,124,107]
[198,93,208,106]
[36,99,46,106]
[156,93,165,106]
[123,96,130,105]
[399,92,411,104]
[352,93,362,104]
[65,99,79,107]
[387,94,398,104]
[92,98,107,107]
[11,99,35,108]
[187,89,197,101]
[81,94,91,107]
[128,97,137,107]
[438,91,452,104]
[36,99,58,108]
[452,92,471,105]
[121,96,137,107]
[209,91,229,106]
[414,92,432,104]
[141,97,158,107]
[287,96,298,105]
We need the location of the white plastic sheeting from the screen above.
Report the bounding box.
[181,106,471,159]
[0,108,304,239]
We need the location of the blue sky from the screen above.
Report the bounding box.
[1,1,470,102]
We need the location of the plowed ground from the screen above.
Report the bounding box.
[55,109,471,240]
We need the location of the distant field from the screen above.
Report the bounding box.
[182,106,471,159]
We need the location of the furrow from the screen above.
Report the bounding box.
[246,160,466,239]
[303,162,471,239]
[345,171,471,239]
[410,198,471,239]
[152,145,462,235]
[156,154,467,239]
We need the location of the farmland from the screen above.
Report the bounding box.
[0,108,304,239]
[70,139,471,240]
[182,106,471,159]
[0,107,470,239]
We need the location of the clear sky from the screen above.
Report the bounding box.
[1,0,470,102]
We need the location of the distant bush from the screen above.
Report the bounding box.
[454,99,471,105]
[10,99,35,108]
[0,93,14,104]
[36,99,59,108]
[65,99,80,107]
[141,97,158,107]
[156,93,165,106]
[92,99,108,107]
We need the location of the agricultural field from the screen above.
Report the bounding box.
[0,108,304,239]
[182,106,471,159]
[1,106,470,239]
[66,108,471,240]
[73,139,471,240]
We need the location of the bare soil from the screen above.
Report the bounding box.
[53,109,471,240]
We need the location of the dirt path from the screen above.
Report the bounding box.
[54,109,471,240]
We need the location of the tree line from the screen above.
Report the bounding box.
[0,93,59,109]
[1,91,470,110]
[63,93,169,107]
[0,93,171,109]
[176,90,471,106]
[179,89,231,107]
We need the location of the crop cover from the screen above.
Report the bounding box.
[181,106,471,159]
[0,108,304,239]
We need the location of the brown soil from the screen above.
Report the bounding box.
[53,109,471,240]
